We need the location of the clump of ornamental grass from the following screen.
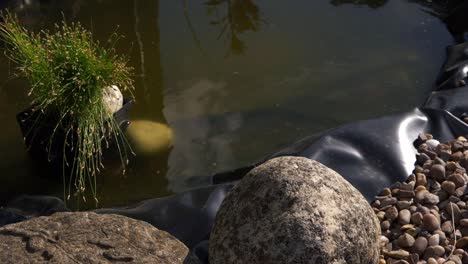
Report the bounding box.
[0,12,134,205]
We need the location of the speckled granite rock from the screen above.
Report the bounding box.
[0,212,194,264]
[209,156,380,264]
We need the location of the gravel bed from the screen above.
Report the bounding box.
[372,134,468,264]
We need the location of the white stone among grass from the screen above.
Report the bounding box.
[102,85,123,114]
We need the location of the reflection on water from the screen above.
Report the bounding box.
[204,0,261,55]
[0,0,453,208]
[330,0,388,8]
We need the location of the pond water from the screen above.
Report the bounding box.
[0,0,452,208]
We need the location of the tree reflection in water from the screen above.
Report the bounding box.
[205,0,261,56]
[329,0,388,9]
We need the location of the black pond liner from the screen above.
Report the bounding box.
[3,1,468,264]
[15,98,132,180]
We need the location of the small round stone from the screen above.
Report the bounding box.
[441,181,456,194]
[399,209,411,225]
[411,212,423,225]
[426,139,440,149]
[441,221,453,234]
[381,220,390,231]
[430,164,446,182]
[412,236,428,255]
[447,174,466,188]
[460,219,468,227]
[432,245,445,257]
[423,214,440,232]
[396,233,415,248]
[428,234,440,246]
[416,173,427,187]
[385,206,399,221]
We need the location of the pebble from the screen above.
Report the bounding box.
[441,181,456,194]
[426,139,440,149]
[428,234,439,246]
[460,219,468,227]
[411,212,423,225]
[456,237,468,248]
[373,134,468,263]
[383,249,410,259]
[423,214,440,232]
[416,173,427,187]
[413,237,428,255]
[430,164,446,181]
[398,209,411,225]
[441,220,453,234]
[385,206,399,221]
[396,233,415,248]
[447,174,465,188]
[381,197,398,207]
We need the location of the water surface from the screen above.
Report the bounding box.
[0,0,452,208]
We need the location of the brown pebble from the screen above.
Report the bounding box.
[460,219,468,227]
[445,202,462,222]
[456,237,468,248]
[412,236,428,255]
[397,201,412,210]
[381,197,398,207]
[397,233,415,248]
[447,174,466,188]
[447,161,458,171]
[383,249,410,259]
[423,214,440,232]
[380,188,392,196]
[411,212,423,225]
[430,164,446,181]
[416,173,427,187]
[441,220,453,234]
[399,209,411,225]
[433,245,445,256]
[441,181,456,194]
[428,234,440,246]
[398,189,415,198]
[381,220,390,231]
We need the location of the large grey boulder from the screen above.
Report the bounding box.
[209,156,380,264]
[0,212,196,263]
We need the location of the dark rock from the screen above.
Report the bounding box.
[209,157,380,264]
[0,212,192,263]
